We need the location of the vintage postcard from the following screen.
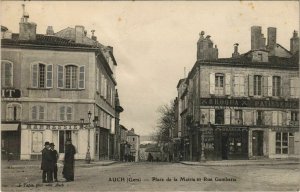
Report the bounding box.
[1,1,299,191]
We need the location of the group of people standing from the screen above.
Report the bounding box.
[41,139,76,183]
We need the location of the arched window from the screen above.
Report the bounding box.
[1,61,13,87]
[6,103,21,121]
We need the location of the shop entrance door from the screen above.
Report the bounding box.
[221,134,229,160]
[252,131,263,156]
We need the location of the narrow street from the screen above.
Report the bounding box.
[2,162,299,191]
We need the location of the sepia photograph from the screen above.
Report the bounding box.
[0,0,299,191]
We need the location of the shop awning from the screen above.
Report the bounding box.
[1,124,19,131]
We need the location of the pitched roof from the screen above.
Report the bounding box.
[1,33,96,49]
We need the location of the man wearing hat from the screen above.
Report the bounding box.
[50,143,59,182]
[41,141,53,183]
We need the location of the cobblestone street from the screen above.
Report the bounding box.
[1,162,299,191]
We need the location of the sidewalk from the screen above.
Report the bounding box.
[1,159,118,169]
[180,158,300,166]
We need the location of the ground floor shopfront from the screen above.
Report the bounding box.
[187,125,299,161]
[19,123,115,161]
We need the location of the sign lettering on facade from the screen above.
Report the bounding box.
[1,89,21,98]
[200,98,299,109]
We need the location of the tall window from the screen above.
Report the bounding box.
[59,106,73,121]
[276,132,289,154]
[31,63,52,88]
[233,75,245,96]
[254,75,262,96]
[32,106,45,120]
[1,61,13,87]
[57,65,85,89]
[6,103,21,121]
[272,76,281,96]
[235,110,243,125]
[257,110,264,125]
[215,73,224,95]
[215,109,224,124]
[65,65,77,89]
[291,112,299,126]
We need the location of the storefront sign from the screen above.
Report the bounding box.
[271,127,299,132]
[200,98,299,109]
[1,89,21,98]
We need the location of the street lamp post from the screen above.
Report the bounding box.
[200,114,206,162]
[85,111,92,164]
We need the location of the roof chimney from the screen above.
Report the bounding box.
[46,26,54,35]
[91,29,97,41]
[267,27,277,55]
[290,30,299,54]
[232,43,240,58]
[19,4,36,41]
[251,26,262,50]
[75,25,84,44]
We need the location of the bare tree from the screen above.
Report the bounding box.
[152,101,176,145]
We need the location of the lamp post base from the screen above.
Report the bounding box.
[85,151,91,164]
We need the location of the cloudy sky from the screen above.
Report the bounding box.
[1,1,298,136]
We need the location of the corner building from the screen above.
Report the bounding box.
[182,28,299,161]
[1,9,120,160]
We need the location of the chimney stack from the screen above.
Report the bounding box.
[46,26,54,35]
[19,4,37,41]
[260,34,266,49]
[197,31,218,60]
[75,25,84,44]
[290,30,299,54]
[91,29,97,41]
[251,26,262,50]
[232,43,240,58]
[267,27,277,55]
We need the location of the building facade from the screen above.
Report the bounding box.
[126,128,140,162]
[176,27,299,161]
[1,8,121,160]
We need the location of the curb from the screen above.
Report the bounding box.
[4,161,118,169]
[179,161,300,167]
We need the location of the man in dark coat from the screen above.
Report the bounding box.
[62,139,76,182]
[41,141,53,183]
[50,143,59,182]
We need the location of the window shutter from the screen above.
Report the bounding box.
[263,76,268,96]
[32,106,37,120]
[248,75,254,96]
[104,79,107,99]
[272,111,278,126]
[32,64,38,88]
[224,109,231,124]
[101,75,105,96]
[243,110,253,125]
[267,76,272,97]
[39,106,44,120]
[96,68,99,91]
[278,111,283,126]
[286,111,291,126]
[290,78,295,97]
[296,78,300,98]
[253,110,257,125]
[66,106,72,121]
[60,106,65,121]
[57,65,64,88]
[7,106,13,120]
[209,109,215,124]
[240,75,245,96]
[225,73,231,95]
[79,66,85,89]
[46,64,53,88]
[209,73,215,95]
[233,75,239,96]
[231,109,236,125]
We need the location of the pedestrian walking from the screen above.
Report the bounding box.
[41,141,53,183]
[62,139,76,182]
[50,143,59,182]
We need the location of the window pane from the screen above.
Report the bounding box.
[39,106,44,120]
[60,106,65,121]
[66,106,72,121]
[46,65,52,88]
[4,63,12,87]
[39,64,45,88]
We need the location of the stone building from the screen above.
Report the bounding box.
[126,128,140,162]
[176,27,299,161]
[1,6,121,161]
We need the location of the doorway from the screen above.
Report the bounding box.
[221,134,229,160]
[252,131,263,156]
